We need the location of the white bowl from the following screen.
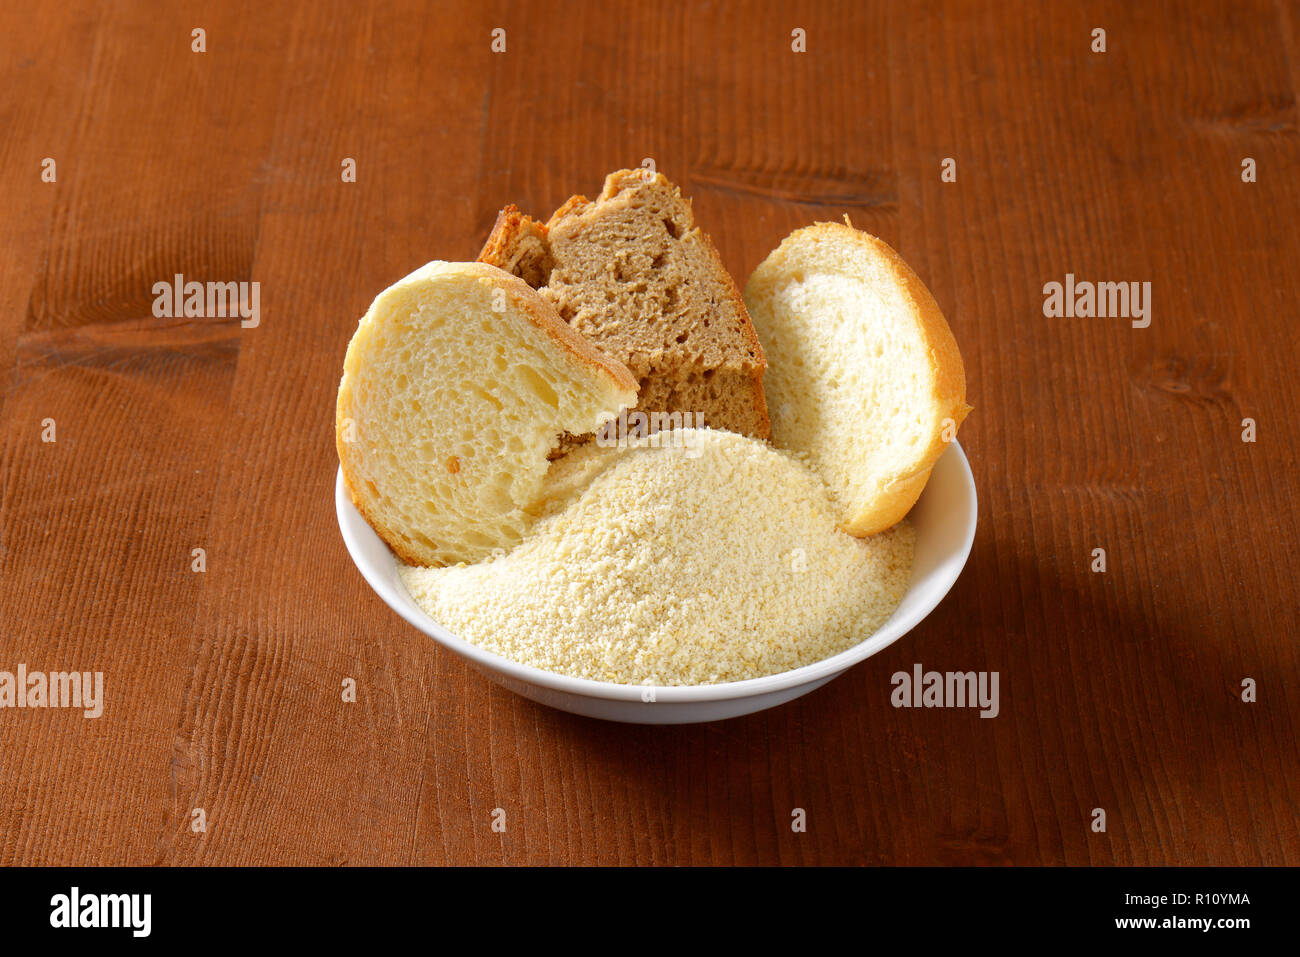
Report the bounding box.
[335,441,977,724]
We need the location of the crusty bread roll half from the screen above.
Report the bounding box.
[336,261,638,566]
[744,223,971,536]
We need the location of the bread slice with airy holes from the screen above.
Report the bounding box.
[744,223,971,536]
[336,261,638,567]
[478,170,769,449]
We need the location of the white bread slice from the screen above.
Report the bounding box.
[336,261,638,566]
[744,223,971,536]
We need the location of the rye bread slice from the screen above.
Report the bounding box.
[478,170,769,449]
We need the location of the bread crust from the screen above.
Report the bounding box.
[478,206,555,289]
[337,460,431,567]
[478,204,536,260]
[838,226,969,535]
[546,193,591,226]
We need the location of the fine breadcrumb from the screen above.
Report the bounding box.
[399,429,914,686]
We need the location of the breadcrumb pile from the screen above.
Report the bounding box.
[399,429,913,686]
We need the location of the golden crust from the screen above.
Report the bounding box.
[336,451,432,567]
[546,193,591,228]
[837,223,969,536]
[478,204,534,261]
[477,205,543,261]
[599,167,664,200]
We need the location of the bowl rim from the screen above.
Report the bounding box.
[336,440,976,703]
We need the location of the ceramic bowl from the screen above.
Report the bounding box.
[336,441,976,724]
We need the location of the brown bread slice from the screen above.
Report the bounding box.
[478,170,770,445]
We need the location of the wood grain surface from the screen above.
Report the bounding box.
[1,0,1297,866]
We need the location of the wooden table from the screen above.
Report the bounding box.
[1,0,1297,866]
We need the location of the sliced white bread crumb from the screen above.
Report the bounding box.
[337,260,636,566]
